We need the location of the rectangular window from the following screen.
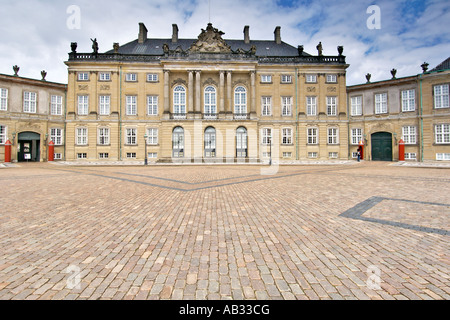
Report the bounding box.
[434,84,449,109]
[326,74,337,83]
[307,96,317,116]
[23,91,37,113]
[405,153,416,160]
[126,73,137,82]
[327,96,337,116]
[402,126,416,144]
[147,95,158,115]
[351,128,362,145]
[329,152,338,159]
[126,128,137,145]
[99,153,109,159]
[261,75,272,83]
[307,128,318,144]
[148,152,157,159]
[401,89,415,112]
[308,152,318,158]
[54,153,62,160]
[306,74,317,83]
[282,128,292,144]
[281,96,292,116]
[282,152,292,158]
[146,128,158,145]
[50,128,63,145]
[262,128,272,145]
[78,95,89,115]
[51,95,63,115]
[77,72,89,81]
[375,93,388,114]
[352,152,358,159]
[351,96,362,116]
[126,96,137,115]
[0,125,6,144]
[261,96,272,116]
[147,74,158,82]
[436,153,450,161]
[99,73,111,81]
[76,127,88,145]
[126,152,137,159]
[99,95,110,115]
[77,153,87,159]
[98,127,110,145]
[328,128,338,144]
[435,124,450,144]
[281,75,292,83]
[0,88,8,111]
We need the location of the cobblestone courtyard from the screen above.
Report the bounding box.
[0,162,448,300]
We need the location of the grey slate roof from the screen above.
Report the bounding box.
[105,38,310,57]
[431,57,450,71]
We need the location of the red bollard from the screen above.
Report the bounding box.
[358,140,364,160]
[398,138,405,161]
[4,140,11,163]
[48,140,54,162]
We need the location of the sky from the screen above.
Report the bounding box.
[0,0,448,85]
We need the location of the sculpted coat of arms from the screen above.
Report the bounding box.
[189,23,232,53]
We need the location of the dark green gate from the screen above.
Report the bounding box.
[371,132,392,161]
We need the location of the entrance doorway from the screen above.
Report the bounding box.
[18,132,40,162]
[236,127,247,158]
[371,132,392,161]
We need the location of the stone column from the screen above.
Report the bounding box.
[250,71,256,114]
[163,70,170,113]
[195,70,201,113]
[226,71,232,113]
[188,70,194,114]
[219,71,225,113]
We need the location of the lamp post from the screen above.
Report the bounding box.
[269,133,272,166]
[144,133,148,165]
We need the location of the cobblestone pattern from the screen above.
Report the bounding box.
[0,162,448,300]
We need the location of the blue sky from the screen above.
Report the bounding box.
[0,0,448,85]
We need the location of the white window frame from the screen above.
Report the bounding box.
[77,153,87,159]
[234,86,247,115]
[402,126,416,144]
[126,73,137,82]
[282,152,292,158]
[99,72,111,81]
[126,152,137,159]
[262,128,272,145]
[375,93,388,114]
[308,152,318,158]
[78,95,89,115]
[261,96,272,116]
[326,74,337,83]
[146,128,158,145]
[99,95,110,115]
[76,127,88,145]
[327,127,339,145]
[204,86,217,115]
[401,89,415,112]
[50,128,63,145]
[281,96,292,116]
[405,153,416,161]
[306,74,317,83]
[307,127,318,144]
[173,85,186,115]
[307,96,317,116]
[281,75,292,83]
[126,95,137,115]
[1,88,8,111]
[147,73,158,82]
[0,125,7,144]
[77,72,89,81]
[329,152,338,159]
[51,95,63,115]
[436,153,450,161]
[351,96,362,116]
[435,124,450,144]
[126,128,137,145]
[54,153,62,160]
[23,91,37,113]
[147,95,158,115]
[98,127,110,145]
[434,84,449,109]
[282,128,292,145]
[327,96,337,116]
[351,128,362,145]
[261,75,272,83]
[99,153,109,159]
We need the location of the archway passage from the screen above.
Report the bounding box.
[18,132,40,162]
[371,132,392,161]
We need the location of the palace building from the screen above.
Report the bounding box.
[64,22,349,163]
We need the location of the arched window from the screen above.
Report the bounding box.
[173,85,186,116]
[234,86,247,116]
[172,126,184,158]
[204,86,217,116]
[236,126,247,158]
[204,127,216,158]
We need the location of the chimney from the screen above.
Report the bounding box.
[274,26,281,44]
[172,24,179,43]
[244,26,250,44]
[138,22,148,44]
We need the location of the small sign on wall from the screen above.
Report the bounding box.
[24,154,31,160]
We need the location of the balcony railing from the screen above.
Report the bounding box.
[234,113,249,120]
[171,113,187,120]
[203,113,218,120]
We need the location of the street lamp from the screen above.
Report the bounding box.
[144,133,148,165]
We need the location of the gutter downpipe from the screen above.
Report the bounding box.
[119,66,123,161]
[295,68,299,160]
